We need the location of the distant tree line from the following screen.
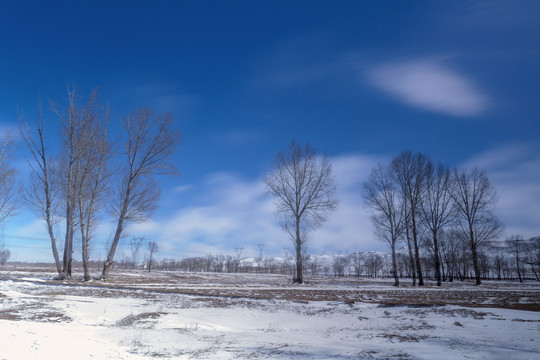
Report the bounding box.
[135,235,538,282]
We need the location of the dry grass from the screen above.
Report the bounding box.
[116,311,166,327]
[0,303,72,323]
[381,333,428,343]
[3,266,539,311]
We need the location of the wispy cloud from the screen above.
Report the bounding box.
[463,143,540,239]
[128,154,383,258]
[129,172,282,258]
[173,184,193,193]
[367,59,488,117]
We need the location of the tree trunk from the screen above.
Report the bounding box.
[471,243,481,285]
[405,227,416,286]
[62,205,74,279]
[468,224,481,285]
[440,252,446,282]
[294,217,303,284]
[530,264,539,281]
[46,217,62,276]
[433,230,442,286]
[412,216,424,285]
[101,217,125,280]
[391,242,399,286]
[82,231,91,281]
[101,193,130,280]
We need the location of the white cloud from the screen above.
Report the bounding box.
[462,143,540,239]
[367,59,488,117]
[173,184,193,193]
[127,154,383,258]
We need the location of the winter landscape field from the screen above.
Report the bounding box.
[0,266,538,359]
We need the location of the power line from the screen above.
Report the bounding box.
[4,234,50,241]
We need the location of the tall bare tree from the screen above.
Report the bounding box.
[450,167,503,285]
[506,235,525,283]
[264,141,337,283]
[53,89,108,279]
[20,90,107,278]
[362,164,405,286]
[75,113,111,281]
[390,151,429,286]
[402,203,417,285]
[524,237,540,281]
[101,108,180,280]
[19,103,62,275]
[0,135,20,228]
[419,161,454,286]
[147,241,158,272]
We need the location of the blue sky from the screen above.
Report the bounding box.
[1,1,539,262]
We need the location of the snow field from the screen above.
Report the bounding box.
[0,270,539,359]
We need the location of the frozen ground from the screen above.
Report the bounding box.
[1,266,539,359]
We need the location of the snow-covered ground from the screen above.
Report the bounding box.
[1,266,539,359]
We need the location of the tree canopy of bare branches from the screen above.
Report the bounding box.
[19,89,109,279]
[147,241,158,272]
[101,108,180,280]
[390,151,429,286]
[450,167,503,285]
[419,161,454,286]
[362,164,405,286]
[264,141,337,283]
[0,135,19,228]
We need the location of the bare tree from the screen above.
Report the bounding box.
[0,238,10,266]
[362,164,405,286]
[19,104,62,275]
[101,108,180,280]
[147,241,158,272]
[506,235,526,282]
[419,162,454,286]
[402,204,417,285]
[54,91,86,278]
[390,151,429,286]
[0,135,20,228]
[450,167,503,285]
[332,255,349,276]
[75,101,111,281]
[523,237,540,280]
[264,141,337,283]
[19,89,107,279]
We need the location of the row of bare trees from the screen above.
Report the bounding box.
[18,88,179,280]
[363,151,504,286]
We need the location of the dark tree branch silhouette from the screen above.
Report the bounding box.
[363,164,405,286]
[101,108,180,280]
[264,141,337,284]
[450,167,503,285]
